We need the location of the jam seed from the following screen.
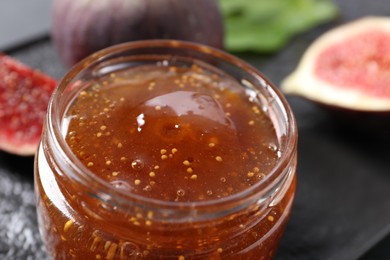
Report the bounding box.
[106,242,118,260]
[104,241,111,251]
[90,236,101,252]
[183,160,191,166]
[215,156,223,162]
[63,220,74,233]
[252,106,260,114]
[134,179,141,185]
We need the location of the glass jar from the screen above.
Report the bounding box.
[35,40,297,259]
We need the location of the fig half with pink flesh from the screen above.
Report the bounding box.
[282,17,390,113]
[0,54,56,156]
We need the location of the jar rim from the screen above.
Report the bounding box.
[47,39,297,211]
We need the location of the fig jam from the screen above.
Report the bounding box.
[35,41,297,260]
[65,64,280,202]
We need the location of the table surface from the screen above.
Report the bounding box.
[1,0,390,259]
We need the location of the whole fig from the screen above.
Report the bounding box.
[51,0,224,66]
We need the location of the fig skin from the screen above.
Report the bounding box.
[281,17,390,113]
[51,0,224,66]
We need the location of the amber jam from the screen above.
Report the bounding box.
[35,41,297,260]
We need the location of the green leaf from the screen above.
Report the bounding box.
[219,0,339,52]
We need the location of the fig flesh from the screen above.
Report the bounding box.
[282,17,390,112]
[0,54,56,156]
[51,0,224,66]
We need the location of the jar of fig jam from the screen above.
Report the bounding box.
[35,40,297,259]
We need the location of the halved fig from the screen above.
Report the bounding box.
[281,17,390,113]
[0,54,57,156]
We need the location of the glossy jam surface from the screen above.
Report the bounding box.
[64,64,279,202]
[35,62,296,259]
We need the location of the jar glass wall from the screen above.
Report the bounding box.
[35,40,297,259]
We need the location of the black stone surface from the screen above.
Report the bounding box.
[1,0,390,259]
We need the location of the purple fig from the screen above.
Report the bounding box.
[51,0,224,66]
